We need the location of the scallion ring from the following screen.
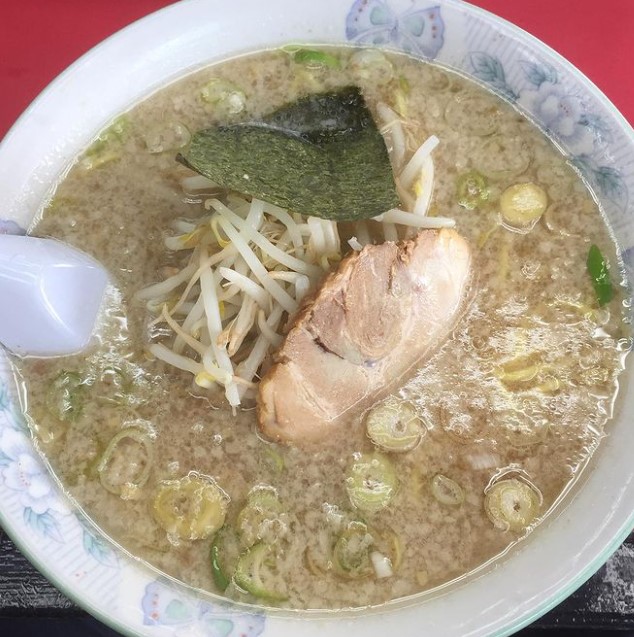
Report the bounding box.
[96,427,154,499]
[456,170,489,210]
[366,401,423,452]
[484,478,541,532]
[332,521,374,578]
[153,473,228,541]
[346,453,398,513]
[500,182,548,231]
[431,474,464,506]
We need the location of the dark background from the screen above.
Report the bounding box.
[1,0,633,635]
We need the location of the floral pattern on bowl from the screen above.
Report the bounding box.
[344,0,631,222]
[0,370,266,635]
[142,579,265,636]
[0,383,117,566]
[0,375,121,613]
[0,385,70,540]
[463,51,628,211]
[0,1,632,636]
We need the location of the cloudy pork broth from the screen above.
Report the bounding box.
[17,47,629,609]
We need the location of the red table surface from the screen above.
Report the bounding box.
[0,0,633,139]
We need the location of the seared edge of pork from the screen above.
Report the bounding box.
[257,229,472,445]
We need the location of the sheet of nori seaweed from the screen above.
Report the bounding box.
[177,87,399,221]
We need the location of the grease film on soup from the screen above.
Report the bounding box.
[13,45,630,609]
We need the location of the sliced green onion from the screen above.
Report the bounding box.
[347,49,394,83]
[501,412,549,447]
[143,121,191,154]
[260,446,285,473]
[292,48,341,70]
[153,474,228,541]
[395,75,411,117]
[445,93,500,136]
[245,485,282,510]
[80,150,120,171]
[366,401,423,452]
[237,486,284,548]
[81,115,130,170]
[47,370,90,421]
[85,115,129,157]
[416,570,430,588]
[496,362,542,385]
[200,78,246,117]
[587,244,614,306]
[97,365,134,405]
[332,521,373,578]
[346,453,398,513]
[500,182,548,231]
[385,528,403,572]
[456,171,489,210]
[99,365,132,391]
[96,427,154,499]
[210,526,241,592]
[304,547,326,576]
[234,542,289,601]
[478,135,531,179]
[431,474,464,506]
[484,478,541,532]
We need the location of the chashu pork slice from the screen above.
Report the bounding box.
[257,228,471,445]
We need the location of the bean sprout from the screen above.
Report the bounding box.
[374,209,455,228]
[140,114,450,407]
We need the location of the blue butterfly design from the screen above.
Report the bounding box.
[141,580,265,637]
[346,0,445,59]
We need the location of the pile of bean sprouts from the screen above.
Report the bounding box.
[137,105,454,408]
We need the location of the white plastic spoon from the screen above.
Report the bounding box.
[0,235,108,357]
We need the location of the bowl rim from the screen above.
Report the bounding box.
[0,1,633,636]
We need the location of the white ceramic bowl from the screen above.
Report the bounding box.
[1,1,633,635]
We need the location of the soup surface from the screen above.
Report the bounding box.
[17,47,630,609]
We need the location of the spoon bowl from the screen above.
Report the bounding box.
[0,235,108,357]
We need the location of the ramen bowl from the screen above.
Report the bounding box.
[0,1,633,636]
